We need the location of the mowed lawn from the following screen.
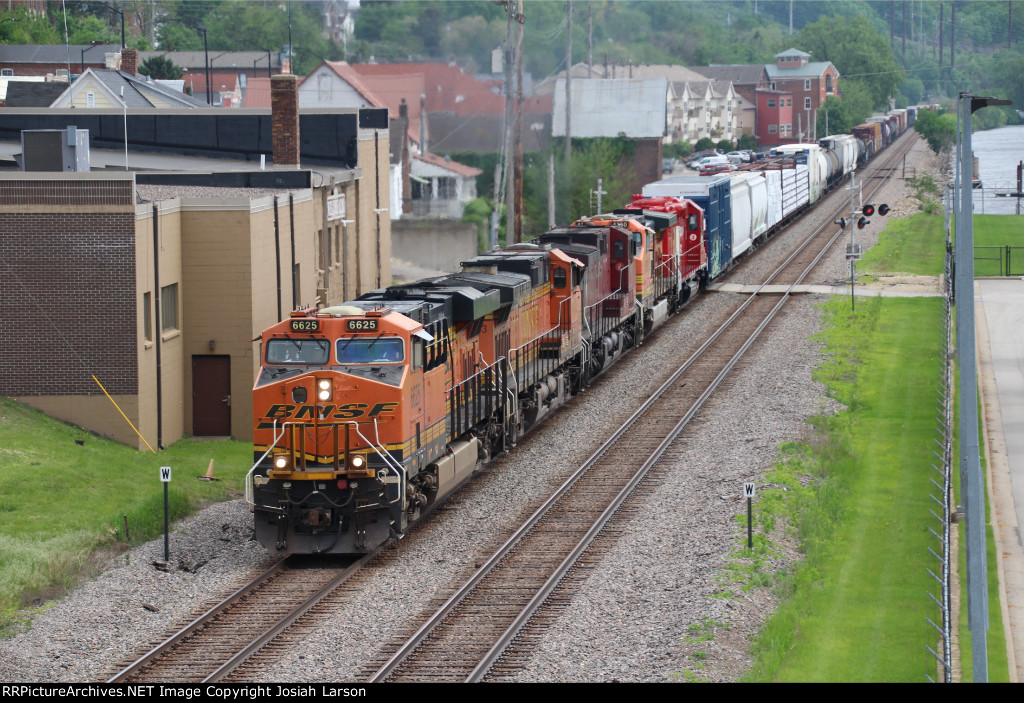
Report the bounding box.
[747,296,946,681]
[0,397,252,630]
[972,214,1024,277]
[745,211,1012,681]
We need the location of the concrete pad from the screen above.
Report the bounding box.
[709,282,945,298]
[977,278,1024,682]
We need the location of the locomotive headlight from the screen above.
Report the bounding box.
[274,454,290,470]
[317,378,332,401]
[350,454,365,469]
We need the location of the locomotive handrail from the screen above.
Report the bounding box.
[245,420,288,509]
[246,417,405,511]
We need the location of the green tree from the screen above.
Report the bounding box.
[0,8,60,44]
[139,55,183,80]
[693,138,717,152]
[716,139,735,153]
[914,109,956,154]
[817,81,873,135]
[156,22,203,51]
[795,15,904,108]
[737,134,758,151]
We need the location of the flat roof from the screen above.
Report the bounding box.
[0,139,359,184]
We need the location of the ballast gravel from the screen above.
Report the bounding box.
[0,136,942,684]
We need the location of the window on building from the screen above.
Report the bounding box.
[143,292,152,342]
[436,177,456,200]
[1,68,13,77]
[786,98,792,107]
[160,283,178,333]
[767,98,776,108]
[804,79,811,91]
[334,226,341,265]
[770,81,776,90]
[769,124,778,134]
[86,92,95,108]
[826,75,833,93]
[317,73,332,102]
[804,97,812,109]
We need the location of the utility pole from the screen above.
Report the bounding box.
[587,5,593,78]
[902,0,907,56]
[939,3,943,66]
[503,0,515,244]
[514,0,524,242]
[565,0,572,169]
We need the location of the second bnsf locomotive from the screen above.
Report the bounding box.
[247,200,706,554]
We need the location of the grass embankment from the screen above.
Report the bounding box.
[0,397,251,635]
[741,212,1008,681]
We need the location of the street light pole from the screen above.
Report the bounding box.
[100,3,125,49]
[80,40,104,74]
[184,23,211,105]
[955,92,1012,684]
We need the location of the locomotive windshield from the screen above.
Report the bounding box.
[265,339,331,365]
[336,337,405,364]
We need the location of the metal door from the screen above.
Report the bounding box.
[192,355,231,436]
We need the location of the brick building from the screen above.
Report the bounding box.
[755,88,796,147]
[0,94,391,448]
[765,48,839,141]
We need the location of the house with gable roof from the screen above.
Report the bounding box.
[49,49,207,109]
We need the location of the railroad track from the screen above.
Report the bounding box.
[362,132,918,683]
[104,133,916,684]
[106,555,369,683]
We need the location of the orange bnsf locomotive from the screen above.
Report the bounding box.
[247,200,706,555]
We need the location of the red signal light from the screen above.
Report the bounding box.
[878,204,890,216]
[862,204,875,216]
[857,217,870,229]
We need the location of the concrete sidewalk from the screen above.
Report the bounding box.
[977,278,1024,682]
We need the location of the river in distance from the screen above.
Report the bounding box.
[967,124,1024,215]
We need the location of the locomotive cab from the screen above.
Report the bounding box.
[249,305,440,554]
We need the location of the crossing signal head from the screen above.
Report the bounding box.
[878,204,890,216]
[857,217,870,229]
[862,204,875,216]
[834,217,847,229]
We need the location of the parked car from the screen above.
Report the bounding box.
[693,155,730,172]
[726,151,750,164]
[686,150,720,168]
[662,157,677,174]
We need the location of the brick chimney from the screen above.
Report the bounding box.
[121,48,138,76]
[271,73,300,167]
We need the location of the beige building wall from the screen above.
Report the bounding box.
[354,128,392,293]
[180,200,257,441]
[134,202,186,451]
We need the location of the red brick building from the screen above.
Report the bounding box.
[755,88,795,148]
[765,48,839,141]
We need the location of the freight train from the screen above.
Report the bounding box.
[245,115,908,555]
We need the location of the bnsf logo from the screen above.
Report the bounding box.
[256,402,398,429]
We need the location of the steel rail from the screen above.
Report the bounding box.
[204,554,373,682]
[107,559,288,682]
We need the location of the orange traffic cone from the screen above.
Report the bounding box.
[198,459,219,481]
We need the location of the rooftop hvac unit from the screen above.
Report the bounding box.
[18,126,91,172]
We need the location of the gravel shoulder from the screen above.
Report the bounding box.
[0,136,942,684]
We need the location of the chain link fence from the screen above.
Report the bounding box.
[925,233,954,683]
